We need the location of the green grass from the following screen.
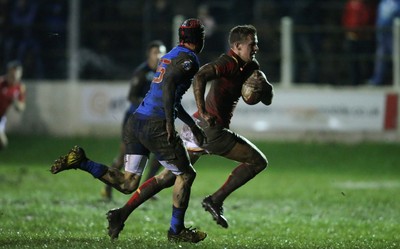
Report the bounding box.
[1,134,399,248]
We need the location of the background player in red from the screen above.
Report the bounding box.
[99,24,274,230]
[50,18,207,243]
[101,40,167,201]
[0,60,26,150]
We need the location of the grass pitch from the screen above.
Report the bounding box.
[0,134,399,248]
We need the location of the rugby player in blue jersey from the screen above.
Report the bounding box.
[50,18,207,243]
[101,40,166,201]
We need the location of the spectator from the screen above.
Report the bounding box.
[3,0,43,79]
[369,0,400,85]
[342,0,376,85]
[0,0,11,67]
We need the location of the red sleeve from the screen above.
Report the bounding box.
[211,54,239,78]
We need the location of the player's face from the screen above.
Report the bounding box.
[8,67,23,83]
[237,34,259,63]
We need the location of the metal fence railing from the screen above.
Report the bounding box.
[1,1,398,88]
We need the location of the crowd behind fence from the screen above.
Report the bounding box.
[1,0,399,87]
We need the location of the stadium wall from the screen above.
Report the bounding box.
[6,81,399,142]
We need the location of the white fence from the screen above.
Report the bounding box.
[6,81,399,142]
[5,14,400,142]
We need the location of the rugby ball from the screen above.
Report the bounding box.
[241,70,267,105]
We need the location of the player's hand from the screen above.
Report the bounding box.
[245,74,264,93]
[166,121,176,144]
[20,84,26,94]
[250,82,264,93]
[261,81,274,106]
[190,124,207,146]
[200,112,216,127]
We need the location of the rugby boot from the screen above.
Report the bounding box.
[106,208,125,240]
[167,227,207,243]
[50,145,87,174]
[202,195,228,228]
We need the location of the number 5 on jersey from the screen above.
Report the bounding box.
[153,58,171,83]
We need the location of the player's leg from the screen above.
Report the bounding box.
[120,150,202,214]
[107,119,206,242]
[108,159,205,242]
[101,142,125,200]
[162,142,206,243]
[141,154,163,200]
[99,154,147,194]
[102,111,131,200]
[143,155,162,181]
[50,145,146,194]
[0,116,8,150]
[212,135,267,202]
[107,150,203,232]
[201,129,267,228]
[106,167,176,239]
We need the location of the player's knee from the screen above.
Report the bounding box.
[111,157,124,170]
[155,171,176,188]
[118,174,140,194]
[120,181,139,194]
[181,168,197,184]
[254,156,268,173]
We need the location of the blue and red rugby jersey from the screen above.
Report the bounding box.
[135,45,200,119]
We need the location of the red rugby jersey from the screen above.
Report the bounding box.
[193,49,259,128]
[0,76,25,116]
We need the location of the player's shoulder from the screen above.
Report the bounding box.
[168,46,197,59]
[166,47,200,72]
[177,48,198,64]
[211,53,241,75]
[216,53,237,65]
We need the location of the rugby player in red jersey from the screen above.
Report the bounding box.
[188,24,273,228]
[0,61,26,150]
